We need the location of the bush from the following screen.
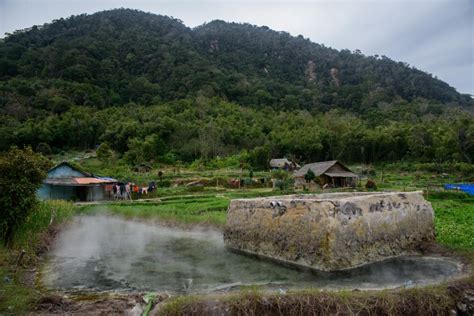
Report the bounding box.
[275,179,286,191]
[96,142,112,161]
[365,179,377,191]
[271,169,289,181]
[13,200,75,251]
[248,146,271,170]
[304,169,316,183]
[156,180,171,188]
[0,147,51,246]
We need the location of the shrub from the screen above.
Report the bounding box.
[304,169,316,183]
[0,147,51,246]
[96,142,112,161]
[156,180,171,188]
[275,179,286,191]
[271,169,289,181]
[365,179,377,190]
[13,200,75,251]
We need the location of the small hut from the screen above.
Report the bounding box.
[269,158,300,171]
[293,160,357,188]
[37,162,117,201]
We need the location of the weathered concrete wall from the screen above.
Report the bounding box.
[224,192,435,271]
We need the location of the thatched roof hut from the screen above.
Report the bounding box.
[294,160,357,187]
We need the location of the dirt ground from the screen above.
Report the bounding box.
[33,292,169,315]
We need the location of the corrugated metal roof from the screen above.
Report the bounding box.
[74,177,116,184]
[44,177,117,186]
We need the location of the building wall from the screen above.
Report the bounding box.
[37,184,50,200]
[38,185,109,201]
[87,186,105,201]
[37,184,77,200]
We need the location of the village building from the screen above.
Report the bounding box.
[293,160,357,189]
[269,158,300,171]
[37,162,117,201]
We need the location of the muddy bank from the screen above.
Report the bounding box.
[33,291,179,315]
[156,279,474,316]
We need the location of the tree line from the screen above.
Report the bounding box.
[1,97,472,169]
[1,9,473,169]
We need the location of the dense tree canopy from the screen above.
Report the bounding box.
[0,9,473,167]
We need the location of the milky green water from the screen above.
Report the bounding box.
[42,215,464,294]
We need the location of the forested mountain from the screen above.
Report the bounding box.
[1,9,473,165]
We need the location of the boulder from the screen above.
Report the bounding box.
[224,191,435,271]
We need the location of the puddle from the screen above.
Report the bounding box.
[43,215,464,294]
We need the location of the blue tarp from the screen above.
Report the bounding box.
[444,184,474,196]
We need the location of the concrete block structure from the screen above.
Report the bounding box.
[224,192,435,271]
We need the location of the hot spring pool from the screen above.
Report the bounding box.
[42,215,465,294]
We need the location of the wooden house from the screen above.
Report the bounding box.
[37,162,117,201]
[293,160,357,188]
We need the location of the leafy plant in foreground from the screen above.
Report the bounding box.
[0,147,51,246]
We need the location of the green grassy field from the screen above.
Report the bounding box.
[0,200,75,313]
[429,193,474,250]
[78,196,230,226]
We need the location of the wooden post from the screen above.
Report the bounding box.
[239,167,242,190]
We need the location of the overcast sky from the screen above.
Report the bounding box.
[1,0,473,94]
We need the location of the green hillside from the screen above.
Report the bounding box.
[0,9,473,165]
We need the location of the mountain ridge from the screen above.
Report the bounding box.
[1,8,471,120]
[0,9,473,164]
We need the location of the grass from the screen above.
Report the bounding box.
[1,158,473,314]
[429,193,474,250]
[79,196,230,226]
[0,251,36,315]
[159,284,463,315]
[77,188,300,227]
[0,200,75,314]
[12,200,76,253]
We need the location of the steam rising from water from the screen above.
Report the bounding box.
[43,214,463,294]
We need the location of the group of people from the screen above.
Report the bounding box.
[112,181,157,200]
